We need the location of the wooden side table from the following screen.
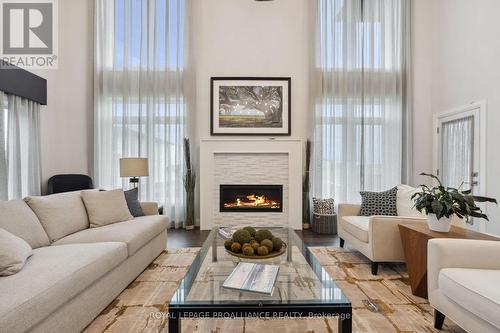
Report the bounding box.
[398,223,499,299]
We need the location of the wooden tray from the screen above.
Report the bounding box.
[225,242,287,259]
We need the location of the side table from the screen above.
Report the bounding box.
[398,223,499,299]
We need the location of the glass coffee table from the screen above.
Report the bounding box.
[169,227,352,332]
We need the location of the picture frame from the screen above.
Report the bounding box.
[210,77,291,136]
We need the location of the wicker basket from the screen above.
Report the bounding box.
[312,213,337,235]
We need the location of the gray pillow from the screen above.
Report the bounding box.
[0,228,33,276]
[359,187,398,216]
[124,188,145,217]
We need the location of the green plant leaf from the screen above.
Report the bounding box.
[464,195,475,206]
[420,172,443,186]
[451,191,465,201]
[471,195,497,204]
[470,211,489,220]
[431,200,443,217]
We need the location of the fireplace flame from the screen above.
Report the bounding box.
[224,193,280,209]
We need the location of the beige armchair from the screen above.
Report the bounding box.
[428,239,500,332]
[337,203,426,274]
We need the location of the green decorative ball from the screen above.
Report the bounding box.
[243,226,257,237]
[231,243,242,253]
[232,229,252,245]
[224,240,233,250]
[255,229,273,243]
[257,246,269,256]
[242,246,255,256]
[261,239,274,252]
[251,243,260,252]
[272,237,283,251]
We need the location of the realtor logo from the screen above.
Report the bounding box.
[0,0,58,69]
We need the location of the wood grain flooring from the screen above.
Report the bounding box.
[84,247,466,333]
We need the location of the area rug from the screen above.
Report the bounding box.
[84,247,466,333]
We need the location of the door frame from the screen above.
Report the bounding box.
[433,101,487,231]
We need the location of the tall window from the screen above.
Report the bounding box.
[95,0,188,227]
[0,91,42,200]
[312,0,410,202]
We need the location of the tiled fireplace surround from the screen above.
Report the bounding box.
[200,139,303,230]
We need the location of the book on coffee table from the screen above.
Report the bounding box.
[222,262,280,295]
[218,227,238,239]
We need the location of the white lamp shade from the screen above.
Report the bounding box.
[120,158,149,177]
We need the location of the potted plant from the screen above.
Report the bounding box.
[303,140,312,230]
[183,138,196,230]
[412,173,497,232]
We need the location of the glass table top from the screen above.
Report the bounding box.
[169,227,351,308]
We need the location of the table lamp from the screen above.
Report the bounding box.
[120,158,149,188]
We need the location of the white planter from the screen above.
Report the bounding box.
[427,214,452,232]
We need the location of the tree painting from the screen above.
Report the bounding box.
[218,85,283,128]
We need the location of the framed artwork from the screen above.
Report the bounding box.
[210,77,291,136]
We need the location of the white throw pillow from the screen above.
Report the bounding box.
[81,189,134,228]
[24,191,90,243]
[0,228,33,276]
[397,184,425,217]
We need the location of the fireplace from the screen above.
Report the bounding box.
[219,185,283,213]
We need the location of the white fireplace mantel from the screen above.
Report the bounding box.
[200,139,303,230]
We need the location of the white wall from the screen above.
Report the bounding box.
[412,0,500,235]
[410,0,436,186]
[35,0,93,192]
[191,0,313,144]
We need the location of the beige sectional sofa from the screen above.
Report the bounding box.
[0,191,168,333]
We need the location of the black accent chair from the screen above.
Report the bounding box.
[47,174,94,195]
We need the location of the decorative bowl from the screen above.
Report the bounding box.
[225,242,287,259]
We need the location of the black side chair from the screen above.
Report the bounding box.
[47,174,94,195]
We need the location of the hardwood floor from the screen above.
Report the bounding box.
[296,229,341,247]
[167,228,211,249]
[167,227,340,249]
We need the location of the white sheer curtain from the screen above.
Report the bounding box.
[95,0,191,227]
[441,116,474,189]
[0,91,42,200]
[312,0,410,203]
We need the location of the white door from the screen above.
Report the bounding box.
[435,102,486,231]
